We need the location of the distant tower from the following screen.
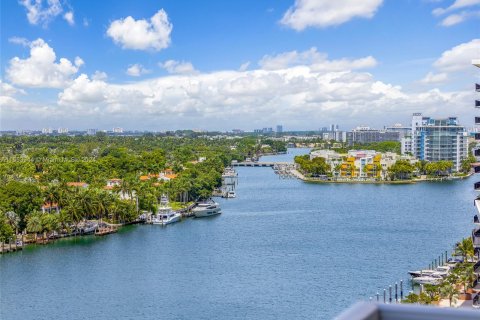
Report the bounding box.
[276,125,283,134]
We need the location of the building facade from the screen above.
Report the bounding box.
[346,126,400,146]
[411,113,467,172]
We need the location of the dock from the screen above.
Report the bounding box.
[0,242,23,254]
[95,226,118,236]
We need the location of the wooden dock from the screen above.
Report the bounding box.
[0,242,23,254]
[95,226,118,236]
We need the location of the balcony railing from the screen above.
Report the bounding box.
[335,302,480,320]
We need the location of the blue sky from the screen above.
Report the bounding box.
[1,0,479,131]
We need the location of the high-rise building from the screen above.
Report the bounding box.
[346,126,400,145]
[411,113,467,172]
[87,129,97,135]
[113,127,123,133]
[42,128,53,134]
[58,128,69,134]
[472,59,480,259]
[385,123,411,139]
[276,125,283,133]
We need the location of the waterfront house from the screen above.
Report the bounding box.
[105,178,122,188]
[41,202,60,214]
[159,168,178,181]
[66,182,89,188]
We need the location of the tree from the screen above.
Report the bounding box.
[388,160,415,180]
[456,238,474,262]
[440,282,458,307]
[403,293,419,304]
[26,212,43,241]
[0,211,14,243]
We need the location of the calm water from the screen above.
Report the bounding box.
[0,148,476,320]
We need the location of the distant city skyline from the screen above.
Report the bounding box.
[1,0,479,130]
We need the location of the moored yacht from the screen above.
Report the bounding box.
[152,195,181,226]
[222,190,236,198]
[193,199,221,217]
[412,273,443,285]
[408,265,451,278]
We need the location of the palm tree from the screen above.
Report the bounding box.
[460,264,476,293]
[26,212,43,241]
[5,211,19,235]
[440,282,458,307]
[456,238,474,262]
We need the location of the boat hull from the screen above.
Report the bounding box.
[152,214,181,225]
[193,209,221,218]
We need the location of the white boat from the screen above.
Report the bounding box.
[193,199,222,217]
[152,195,181,226]
[408,265,450,278]
[412,273,443,285]
[221,190,236,198]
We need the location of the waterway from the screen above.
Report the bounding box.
[0,148,476,319]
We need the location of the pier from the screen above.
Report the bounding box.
[0,242,23,254]
[231,161,291,167]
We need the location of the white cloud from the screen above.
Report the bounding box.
[6,38,83,88]
[8,37,30,46]
[63,11,74,25]
[106,9,172,51]
[433,0,480,15]
[92,71,108,81]
[433,0,480,25]
[420,72,448,84]
[54,63,474,130]
[126,64,151,77]
[19,0,63,26]
[433,38,480,72]
[418,38,478,86]
[259,47,377,71]
[159,60,197,74]
[280,0,383,30]
[58,74,108,105]
[239,62,250,72]
[0,80,25,97]
[83,18,89,27]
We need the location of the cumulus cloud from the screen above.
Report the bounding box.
[159,60,197,74]
[126,64,151,77]
[106,9,172,51]
[63,11,74,25]
[418,38,478,86]
[19,0,63,26]
[259,47,377,71]
[52,62,474,130]
[280,0,383,30]
[433,38,480,72]
[0,80,25,97]
[6,38,83,88]
[92,71,108,81]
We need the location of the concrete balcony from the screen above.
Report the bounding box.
[335,302,480,320]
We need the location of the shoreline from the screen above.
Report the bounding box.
[293,170,473,185]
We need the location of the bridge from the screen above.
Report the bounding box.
[231,161,292,167]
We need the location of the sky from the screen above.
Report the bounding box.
[0,0,479,131]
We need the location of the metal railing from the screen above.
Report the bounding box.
[335,302,480,320]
